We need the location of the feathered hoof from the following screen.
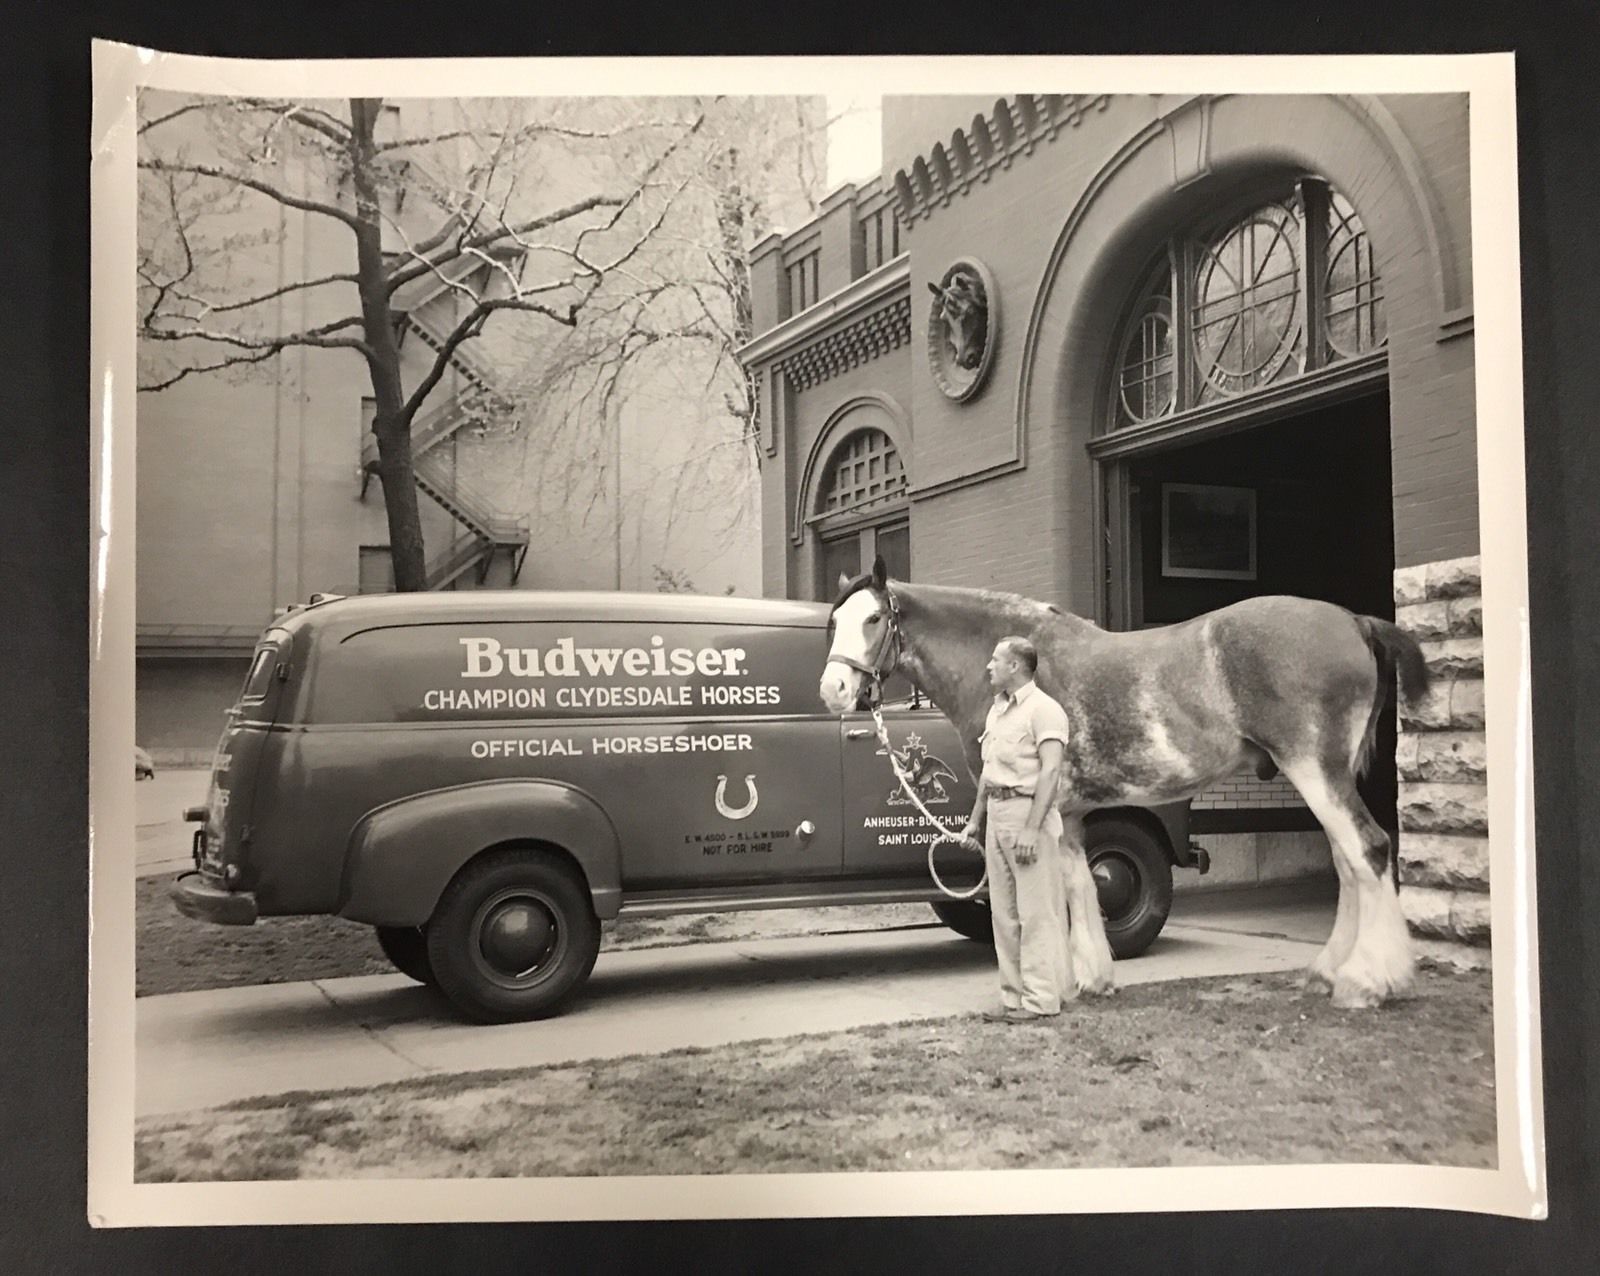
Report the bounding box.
[1075,974,1117,998]
[1330,980,1385,1010]
[1300,966,1335,994]
[1330,966,1415,1010]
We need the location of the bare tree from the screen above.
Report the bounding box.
[137,93,771,591]
[499,99,824,576]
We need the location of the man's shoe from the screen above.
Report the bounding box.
[981,1007,1052,1024]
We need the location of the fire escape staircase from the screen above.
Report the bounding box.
[360,251,530,590]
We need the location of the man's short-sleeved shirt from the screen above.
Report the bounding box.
[980,680,1070,794]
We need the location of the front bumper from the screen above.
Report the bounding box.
[171,871,258,926]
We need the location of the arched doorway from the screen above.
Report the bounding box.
[1095,175,1399,841]
[1096,177,1389,628]
[809,426,910,602]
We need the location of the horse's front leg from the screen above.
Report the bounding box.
[1059,812,1116,997]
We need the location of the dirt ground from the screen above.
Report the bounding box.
[136,874,935,996]
[135,966,1496,1180]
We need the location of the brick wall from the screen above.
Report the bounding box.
[1393,554,1490,967]
[1191,772,1309,812]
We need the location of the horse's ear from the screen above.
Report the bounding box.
[871,554,888,588]
[926,281,943,298]
[837,571,852,593]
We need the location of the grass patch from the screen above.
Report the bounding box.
[135,966,1496,1180]
[137,875,935,997]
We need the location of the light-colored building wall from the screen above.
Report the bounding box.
[136,93,822,753]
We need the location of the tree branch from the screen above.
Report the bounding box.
[138,346,285,392]
[233,98,353,148]
[140,158,362,230]
[145,313,371,359]
[193,271,362,316]
[401,296,580,422]
[383,193,624,296]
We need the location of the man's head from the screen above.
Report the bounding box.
[986,636,1038,693]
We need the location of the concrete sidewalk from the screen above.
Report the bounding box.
[136,885,1330,1118]
[136,768,210,878]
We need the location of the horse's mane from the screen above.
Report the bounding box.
[890,579,1097,637]
[829,574,1099,742]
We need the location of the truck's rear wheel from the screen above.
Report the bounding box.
[426,850,600,1024]
[1086,817,1173,960]
[374,925,434,985]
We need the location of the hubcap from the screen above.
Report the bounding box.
[476,894,558,980]
[1092,851,1139,920]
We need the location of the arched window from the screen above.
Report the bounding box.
[1111,180,1386,430]
[811,427,910,602]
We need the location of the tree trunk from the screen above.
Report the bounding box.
[348,97,429,591]
[373,421,428,591]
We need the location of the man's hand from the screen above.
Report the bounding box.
[1015,826,1040,866]
[960,818,983,851]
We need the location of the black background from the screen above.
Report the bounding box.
[3,1,1595,1271]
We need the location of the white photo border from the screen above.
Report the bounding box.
[88,42,1543,1226]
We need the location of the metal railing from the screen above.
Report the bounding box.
[425,530,494,590]
[361,382,502,471]
[414,450,529,543]
[360,248,531,588]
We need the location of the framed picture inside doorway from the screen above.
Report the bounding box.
[1161,482,1257,580]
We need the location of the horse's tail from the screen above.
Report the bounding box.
[1353,614,1432,776]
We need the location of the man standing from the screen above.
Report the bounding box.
[961,636,1071,1023]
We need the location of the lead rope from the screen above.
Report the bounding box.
[868,697,987,901]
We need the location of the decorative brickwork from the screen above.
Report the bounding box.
[1393,554,1489,956]
[777,296,913,392]
[891,95,1112,227]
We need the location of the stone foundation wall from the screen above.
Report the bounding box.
[1394,555,1491,967]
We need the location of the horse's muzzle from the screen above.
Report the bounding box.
[819,661,864,713]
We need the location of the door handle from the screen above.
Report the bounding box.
[846,728,873,740]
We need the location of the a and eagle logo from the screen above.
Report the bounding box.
[882,733,960,805]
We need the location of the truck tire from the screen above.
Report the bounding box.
[1085,816,1173,960]
[426,849,600,1024]
[374,925,435,985]
[930,898,995,943]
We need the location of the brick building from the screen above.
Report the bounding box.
[738,94,1488,959]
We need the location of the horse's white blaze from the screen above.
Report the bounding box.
[819,589,878,711]
[1283,762,1415,1008]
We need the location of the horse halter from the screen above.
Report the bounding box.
[828,585,903,700]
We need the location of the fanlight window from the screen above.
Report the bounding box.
[820,429,907,519]
[1112,180,1386,430]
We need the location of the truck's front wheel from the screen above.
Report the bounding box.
[374,925,434,985]
[930,898,994,943]
[426,850,600,1024]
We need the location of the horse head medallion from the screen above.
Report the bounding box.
[926,259,997,401]
[714,774,759,820]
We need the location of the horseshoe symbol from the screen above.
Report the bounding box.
[714,774,759,820]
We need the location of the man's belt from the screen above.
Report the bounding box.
[987,785,1034,801]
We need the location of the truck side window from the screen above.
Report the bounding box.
[239,647,277,704]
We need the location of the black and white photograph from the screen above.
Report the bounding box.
[88,47,1543,1225]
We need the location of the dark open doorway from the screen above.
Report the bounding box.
[1112,391,1398,832]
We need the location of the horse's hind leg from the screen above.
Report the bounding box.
[1059,813,1115,997]
[1281,760,1415,1009]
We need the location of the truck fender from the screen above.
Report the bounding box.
[338,779,622,927]
[1087,801,1193,866]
